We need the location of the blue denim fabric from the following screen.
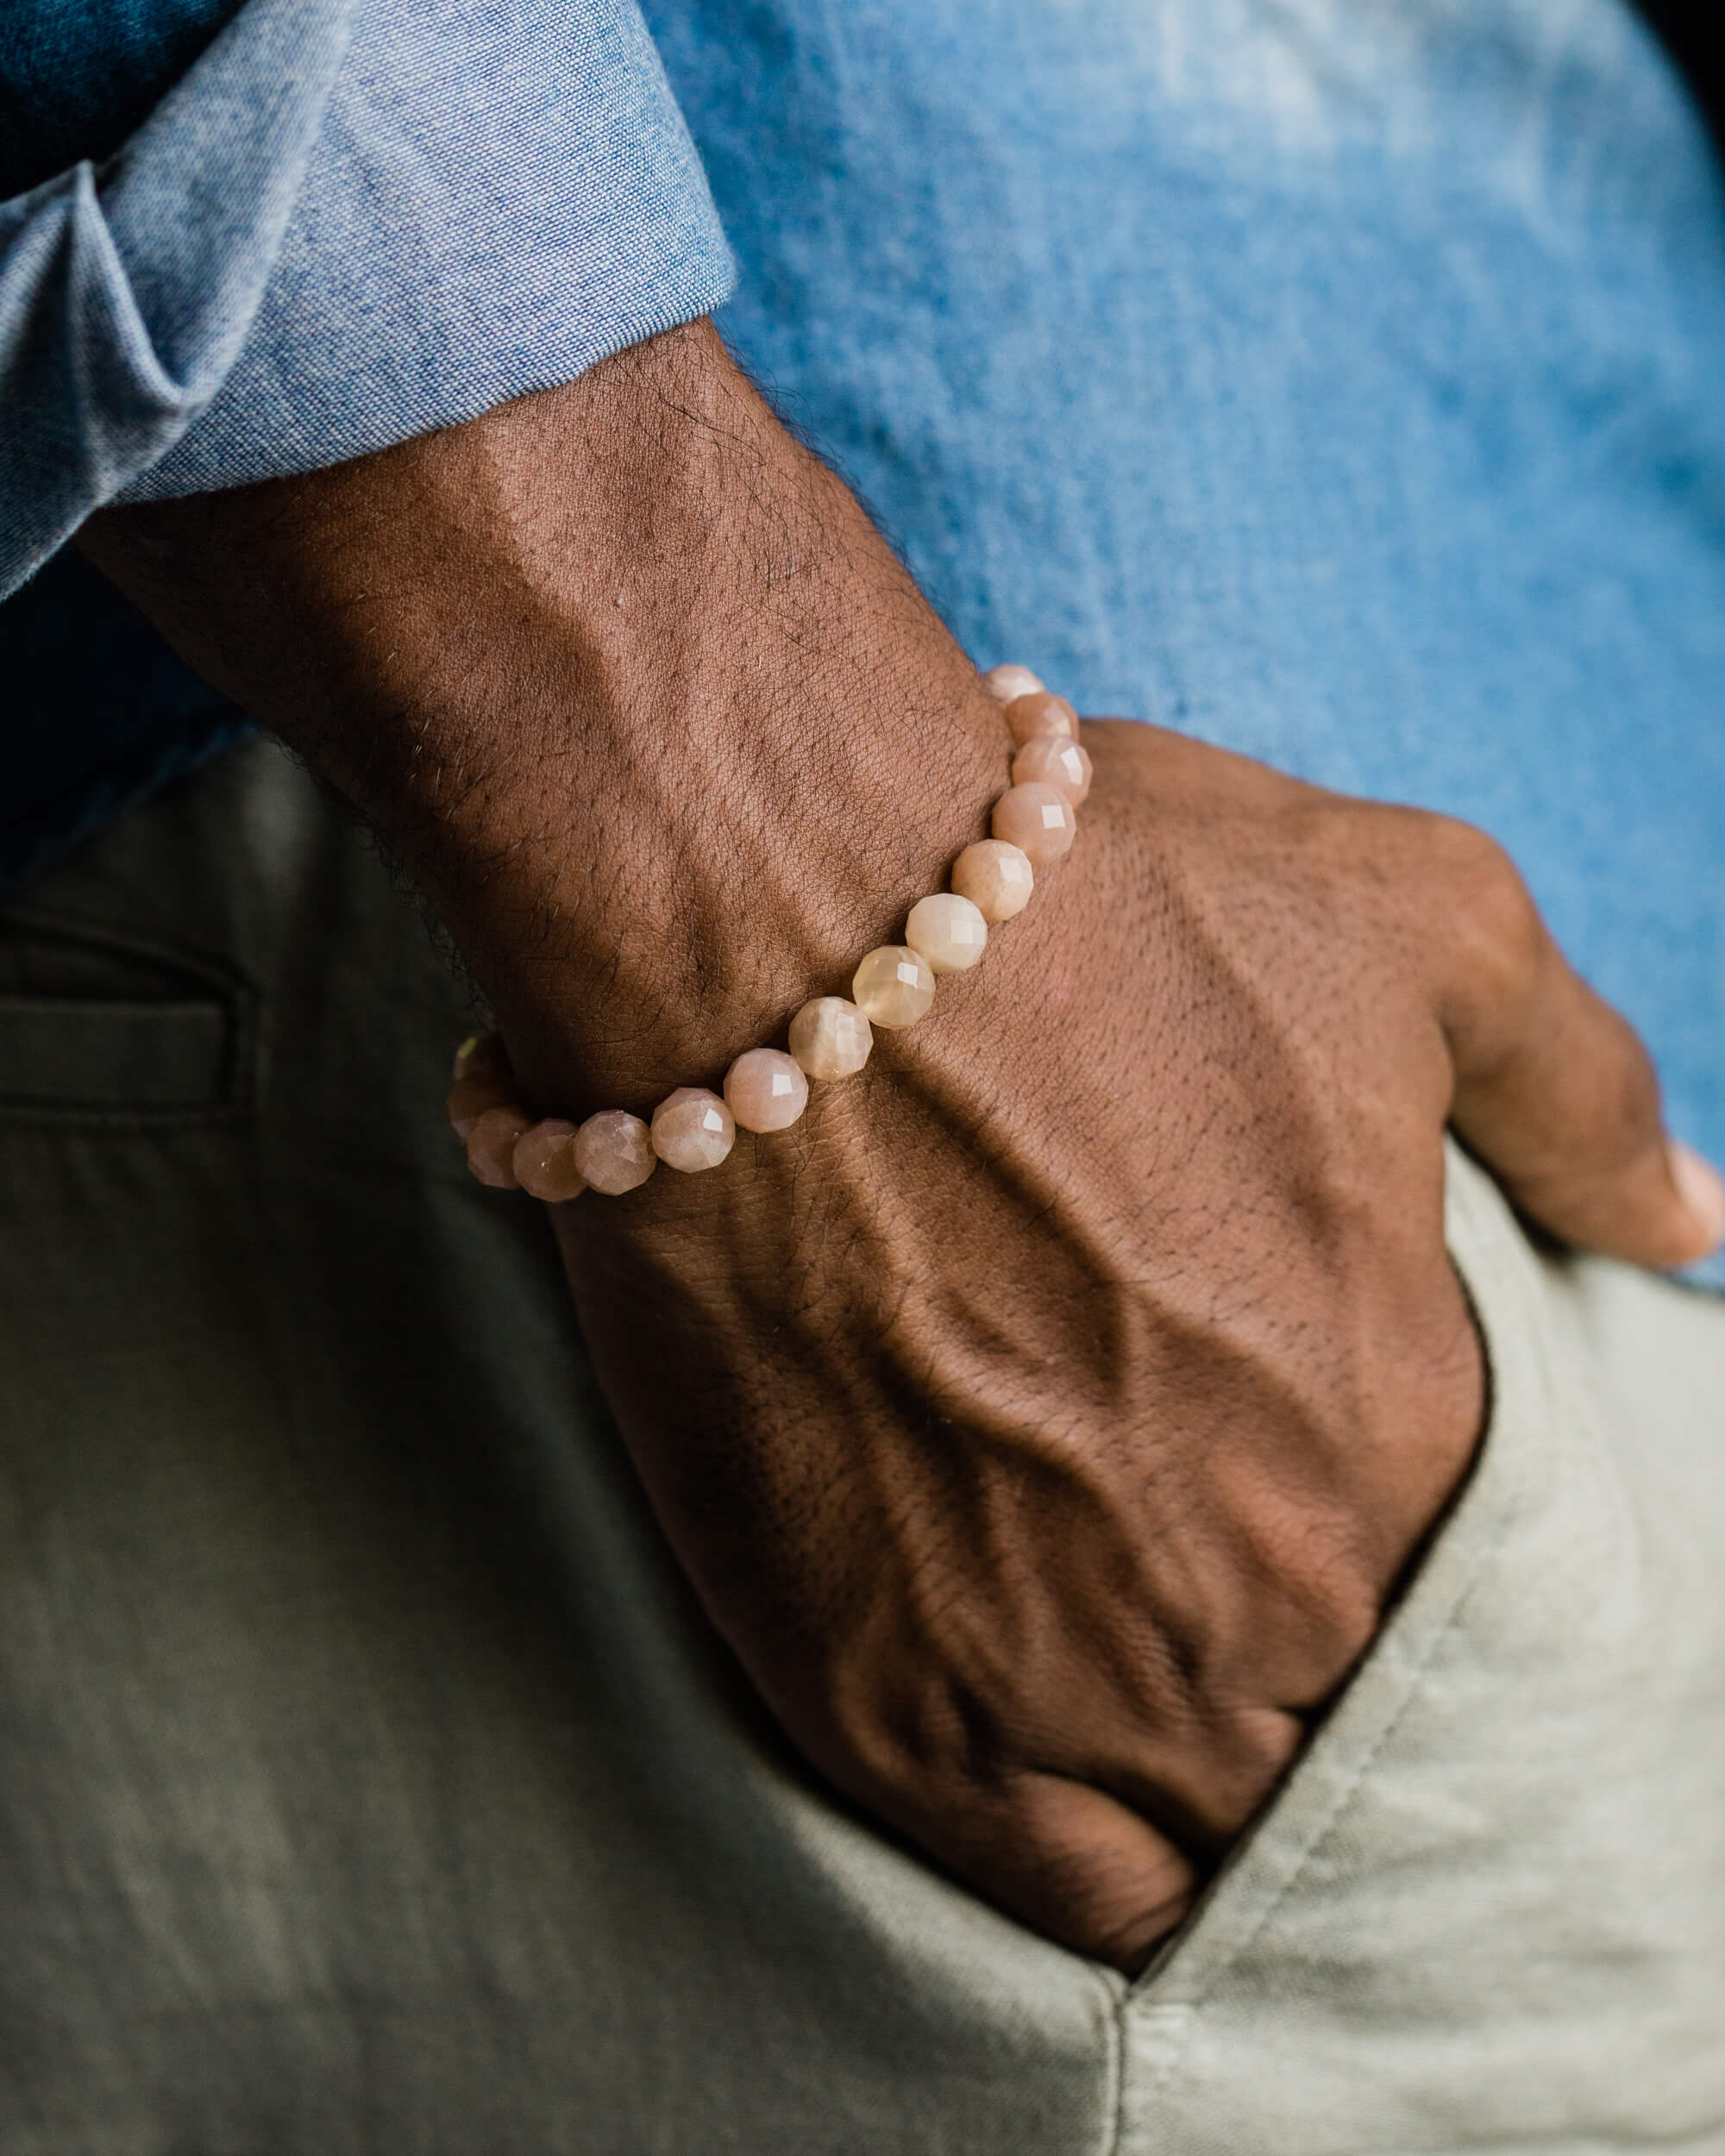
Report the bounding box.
[0,0,735,592]
[116,0,736,503]
[0,546,248,891]
[3,0,1722,1276]
[0,0,243,197]
[641,0,1725,1275]
[0,0,353,589]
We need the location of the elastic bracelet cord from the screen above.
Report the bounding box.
[447,666,1090,1200]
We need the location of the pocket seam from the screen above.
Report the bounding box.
[0,902,259,1124]
[1125,1147,1558,2029]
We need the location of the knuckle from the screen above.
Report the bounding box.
[1593,1008,1665,1139]
[995,1772,1198,1965]
[1277,1523,1389,1670]
[1424,816,1546,1007]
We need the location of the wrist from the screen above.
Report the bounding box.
[82,322,1009,1105]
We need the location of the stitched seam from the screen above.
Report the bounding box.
[1102,1967,1127,2156]
[1138,1168,1552,2047]
[1188,1483,1525,2018]
[0,900,261,1113]
[1184,1248,1546,2017]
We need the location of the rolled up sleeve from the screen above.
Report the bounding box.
[0,0,737,597]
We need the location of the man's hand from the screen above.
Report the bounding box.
[80,323,1724,1968]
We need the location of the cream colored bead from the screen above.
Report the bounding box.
[1012,732,1093,805]
[574,1109,657,1194]
[980,662,1044,706]
[788,996,874,1080]
[905,892,988,974]
[513,1119,587,1201]
[651,1086,736,1171]
[993,781,1077,865]
[467,1106,532,1188]
[851,945,937,1028]
[724,1048,810,1132]
[950,839,1034,923]
[1002,691,1079,746]
[447,1072,515,1139]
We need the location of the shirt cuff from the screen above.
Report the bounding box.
[0,0,736,595]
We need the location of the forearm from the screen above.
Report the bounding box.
[78,312,1714,1971]
[80,321,1006,1110]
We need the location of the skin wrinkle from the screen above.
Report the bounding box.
[79,318,1717,1971]
[554,737,1469,1903]
[561,737,1458,1854]
[630,1115,1377,1765]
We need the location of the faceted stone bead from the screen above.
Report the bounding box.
[788,996,874,1080]
[1012,732,1093,805]
[950,838,1035,922]
[851,945,937,1028]
[905,892,988,974]
[451,1031,506,1084]
[980,662,1044,706]
[724,1048,810,1132]
[651,1086,737,1171]
[513,1118,586,1201]
[1002,691,1079,746]
[993,781,1077,864]
[448,1072,516,1138]
[467,1106,533,1188]
[574,1109,658,1194]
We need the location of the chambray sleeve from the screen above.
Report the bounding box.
[0,0,737,601]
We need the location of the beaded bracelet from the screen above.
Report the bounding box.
[448,666,1089,1200]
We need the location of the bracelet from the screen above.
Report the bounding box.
[448,666,1089,1201]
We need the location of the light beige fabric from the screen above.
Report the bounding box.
[0,736,1720,2150]
[1121,1168,1725,2150]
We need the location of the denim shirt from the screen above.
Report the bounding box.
[2,1,1722,1280]
[0,0,734,883]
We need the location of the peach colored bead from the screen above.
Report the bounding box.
[467,1106,532,1188]
[451,1031,506,1084]
[1012,732,1093,805]
[1002,691,1079,746]
[651,1086,737,1171]
[788,996,874,1080]
[905,892,988,974]
[513,1119,586,1201]
[447,1072,515,1138]
[993,781,1077,866]
[724,1047,810,1132]
[950,838,1035,923]
[574,1109,657,1194]
[852,945,937,1028]
[980,662,1044,706]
